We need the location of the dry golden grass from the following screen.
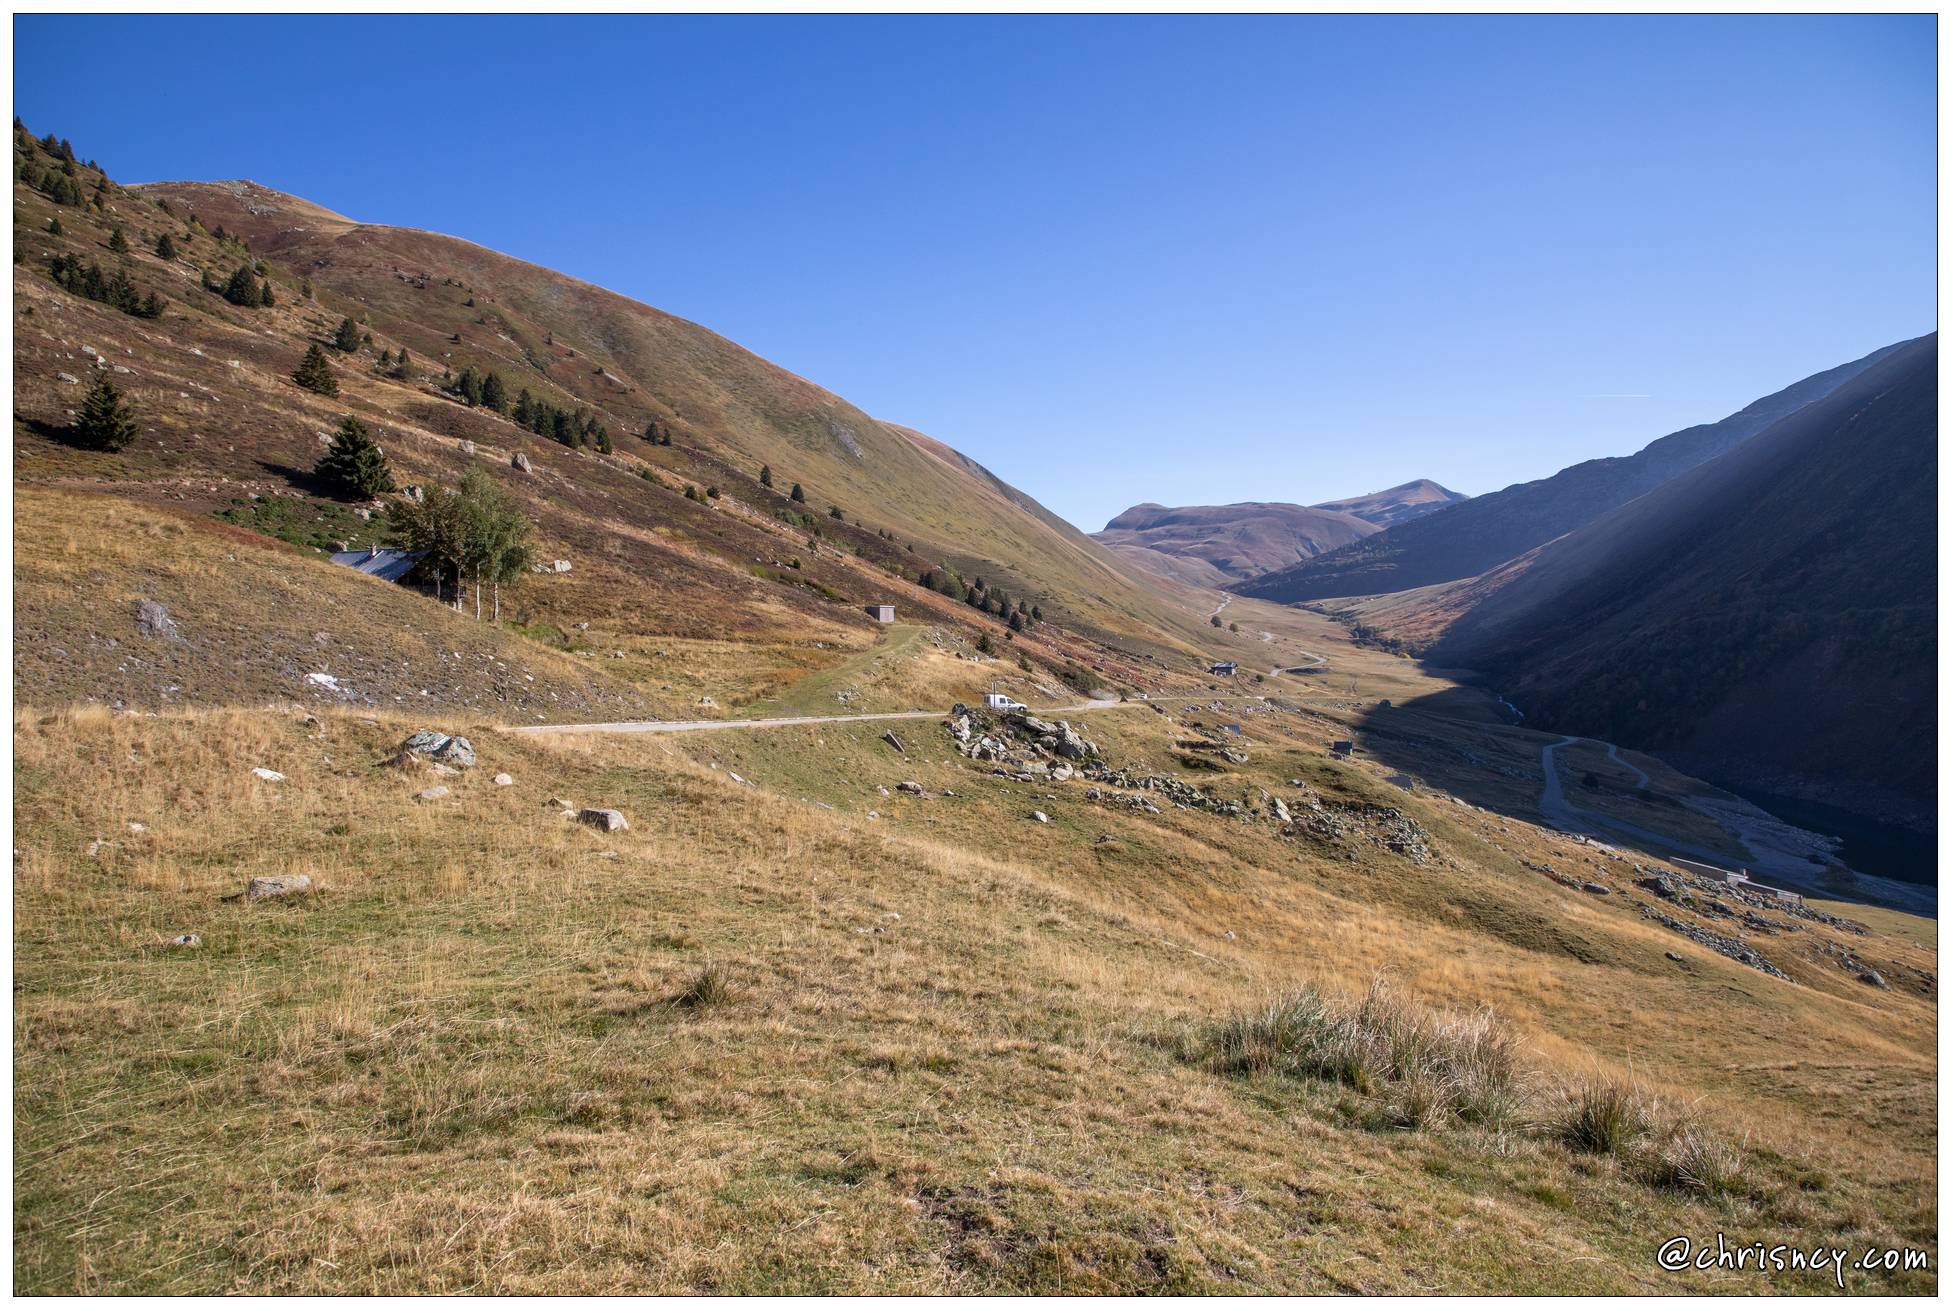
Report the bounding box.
[12,701,1936,1293]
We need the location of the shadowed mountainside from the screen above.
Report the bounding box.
[1235,341,1917,602]
[1428,334,1937,834]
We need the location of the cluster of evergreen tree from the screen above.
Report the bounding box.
[506,384,611,452]
[375,347,413,379]
[643,419,674,446]
[916,568,1042,631]
[47,252,163,318]
[388,467,534,620]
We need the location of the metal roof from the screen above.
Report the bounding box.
[329,547,424,584]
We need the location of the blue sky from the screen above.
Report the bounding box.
[16,14,1935,530]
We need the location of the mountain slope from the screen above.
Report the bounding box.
[1311,478,1468,530]
[1092,501,1378,585]
[1235,342,1918,602]
[120,179,1208,658]
[1090,481,1466,587]
[1429,334,1937,830]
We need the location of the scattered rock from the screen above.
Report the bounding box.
[134,599,178,640]
[166,933,201,949]
[400,730,475,768]
[896,780,924,795]
[492,772,514,786]
[512,451,533,473]
[1029,811,1049,823]
[1859,970,1888,989]
[251,767,285,782]
[1665,951,1684,963]
[417,786,450,802]
[578,807,630,833]
[1581,882,1612,895]
[127,821,147,834]
[242,874,312,901]
[881,730,905,754]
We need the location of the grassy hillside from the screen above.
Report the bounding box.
[12,123,1252,734]
[15,648,1936,1290]
[1427,335,1937,834]
[122,176,1209,659]
[1235,341,1914,602]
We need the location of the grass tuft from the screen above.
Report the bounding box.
[671,959,737,1010]
[1199,977,1521,1132]
[1553,1076,1651,1156]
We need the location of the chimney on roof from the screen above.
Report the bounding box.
[369,546,379,559]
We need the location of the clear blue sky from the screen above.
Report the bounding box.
[16,14,1936,530]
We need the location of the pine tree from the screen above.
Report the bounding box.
[74,376,138,451]
[292,343,338,395]
[107,225,127,254]
[300,276,313,299]
[45,216,60,236]
[153,232,175,260]
[456,367,482,407]
[595,426,613,455]
[258,279,275,307]
[333,316,360,352]
[790,483,806,503]
[393,348,411,377]
[315,415,395,499]
[760,464,773,488]
[513,390,535,427]
[222,264,262,307]
[481,371,507,413]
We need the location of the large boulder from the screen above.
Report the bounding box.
[1051,721,1097,760]
[400,730,476,769]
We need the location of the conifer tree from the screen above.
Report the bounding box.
[392,348,411,377]
[107,225,127,254]
[292,343,338,395]
[153,232,175,260]
[481,371,507,413]
[45,216,60,236]
[222,264,261,307]
[333,316,360,352]
[74,376,138,451]
[790,483,806,503]
[258,279,275,307]
[300,276,313,299]
[315,415,395,499]
[760,464,773,487]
